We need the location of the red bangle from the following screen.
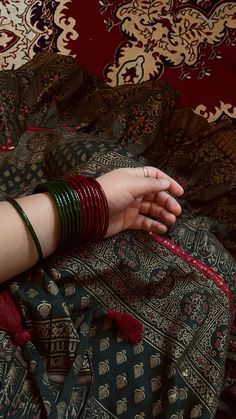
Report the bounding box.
[82,177,102,241]
[75,176,94,241]
[66,175,109,241]
[85,177,108,240]
[92,178,109,239]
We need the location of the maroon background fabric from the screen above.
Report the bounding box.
[64,0,236,122]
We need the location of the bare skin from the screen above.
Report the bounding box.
[0,166,183,283]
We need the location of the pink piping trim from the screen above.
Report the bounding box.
[25,127,53,132]
[150,233,235,323]
[0,146,15,152]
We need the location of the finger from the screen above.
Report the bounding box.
[142,191,182,216]
[114,167,184,197]
[140,200,177,225]
[150,167,183,197]
[153,191,182,216]
[131,177,171,199]
[141,166,184,197]
[130,214,168,234]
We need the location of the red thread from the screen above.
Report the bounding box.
[150,233,235,323]
[0,291,31,346]
[14,329,32,345]
[107,308,143,344]
[25,127,52,132]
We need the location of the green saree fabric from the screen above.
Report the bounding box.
[0,53,236,419]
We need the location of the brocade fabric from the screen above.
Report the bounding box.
[0,54,236,419]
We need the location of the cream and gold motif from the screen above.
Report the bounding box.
[37,301,52,319]
[100,337,110,352]
[133,342,144,355]
[106,1,236,85]
[64,283,77,297]
[47,280,59,296]
[134,363,144,379]
[80,295,91,308]
[171,411,185,419]
[150,353,161,368]
[190,404,203,418]
[168,387,188,404]
[116,373,127,389]
[167,364,177,379]
[151,376,162,392]
[89,326,97,337]
[116,350,127,365]
[0,0,78,70]
[26,288,39,299]
[9,282,19,294]
[116,398,128,416]
[98,360,110,375]
[152,400,162,417]
[134,413,145,419]
[195,101,236,123]
[98,384,110,401]
[134,387,146,403]
[105,0,236,121]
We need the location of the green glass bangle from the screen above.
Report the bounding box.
[66,177,84,236]
[35,182,68,246]
[57,179,82,237]
[34,179,82,246]
[48,182,68,245]
[50,180,74,242]
[7,197,43,262]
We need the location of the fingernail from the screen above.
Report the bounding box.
[160,179,170,186]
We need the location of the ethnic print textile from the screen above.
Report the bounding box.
[0,54,236,418]
[2,1,236,123]
[103,0,236,122]
[0,0,78,70]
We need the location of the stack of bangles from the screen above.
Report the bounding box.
[7,176,109,262]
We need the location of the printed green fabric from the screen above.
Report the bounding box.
[0,53,236,419]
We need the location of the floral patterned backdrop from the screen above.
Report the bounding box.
[0,0,78,69]
[0,0,236,122]
[102,0,236,122]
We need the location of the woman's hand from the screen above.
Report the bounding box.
[0,166,183,282]
[96,166,184,238]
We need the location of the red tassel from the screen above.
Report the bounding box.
[107,308,143,344]
[0,291,31,346]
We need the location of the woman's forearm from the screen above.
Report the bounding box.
[0,167,183,283]
[0,193,60,282]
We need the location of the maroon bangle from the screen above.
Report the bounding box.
[82,177,102,241]
[75,176,93,241]
[67,177,87,240]
[93,178,109,239]
[83,176,109,240]
[68,176,93,241]
[67,175,109,241]
[86,177,108,240]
